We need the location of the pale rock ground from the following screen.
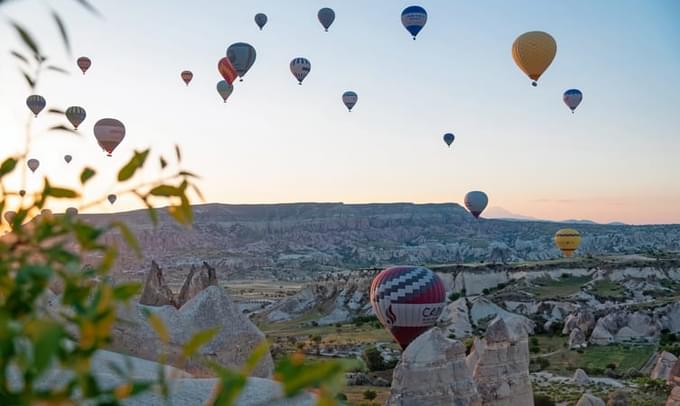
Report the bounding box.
[439,298,473,338]
[573,368,591,386]
[668,386,680,406]
[569,328,587,349]
[575,393,606,406]
[387,327,481,405]
[651,352,678,381]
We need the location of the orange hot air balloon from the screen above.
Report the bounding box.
[77,57,91,74]
[512,31,556,86]
[93,118,125,157]
[218,58,238,85]
[554,228,581,257]
[181,70,193,86]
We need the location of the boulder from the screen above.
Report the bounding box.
[345,372,370,386]
[576,393,605,406]
[573,368,591,386]
[177,262,218,308]
[667,386,680,406]
[590,324,614,345]
[467,317,533,406]
[563,310,595,335]
[569,328,587,349]
[651,352,678,381]
[139,261,176,307]
[439,298,473,338]
[668,359,680,387]
[468,296,535,336]
[111,286,273,378]
[387,327,481,405]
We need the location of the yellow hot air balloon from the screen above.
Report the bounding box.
[554,228,581,257]
[512,31,556,86]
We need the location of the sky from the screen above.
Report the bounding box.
[1,0,679,225]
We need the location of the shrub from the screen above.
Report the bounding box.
[533,393,556,406]
[448,292,461,301]
[363,390,377,400]
[363,346,386,371]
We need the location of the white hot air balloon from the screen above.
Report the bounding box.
[290,58,311,85]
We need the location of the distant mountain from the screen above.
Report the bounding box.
[483,207,538,221]
[80,203,680,279]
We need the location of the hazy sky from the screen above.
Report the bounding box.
[1,0,679,224]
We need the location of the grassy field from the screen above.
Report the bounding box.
[542,343,655,375]
[341,385,390,406]
[590,279,627,300]
[527,275,592,299]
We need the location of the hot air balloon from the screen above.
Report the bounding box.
[93,118,125,157]
[401,6,427,40]
[19,190,26,197]
[563,89,583,113]
[370,266,446,349]
[64,154,72,164]
[41,209,53,220]
[181,70,193,86]
[554,228,581,257]
[65,106,86,129]
[290,58,311,85]
[26,95,46,117]
[218,57,238,85]
[77,56,91,74]
[65,207,78,218]
[107,194,117,205]
[318,7,335,32]
[443,133,455,147]
[27,158,39,173]
[216,80,234,103]
[226,43,256,81]
[512,31,556,86]
[464,191,488,218]
[255,13,268,30]
[4,211,16,224]
[342,91,358,111]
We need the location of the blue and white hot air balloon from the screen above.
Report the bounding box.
[401,6,427,40]
[290,58,311,85]
[563,89,583,113]
[342,91,358,111]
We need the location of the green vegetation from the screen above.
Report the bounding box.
[363,346,396,371]
[542,344,655,375]
[363,390,377,400]
[590,280,627,300]
[527,275,591,299]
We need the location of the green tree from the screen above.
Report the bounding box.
[363,390,377,401]
[362,346,386,371]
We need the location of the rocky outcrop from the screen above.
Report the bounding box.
[387,327,481,405]
[177,262,218,307]
[468,296,535,336]
[576,393,605,406]
[573,368,591,385]
[139,261,176,307]
[668,359,680,387]
[111,286,273,378]
[589,310,659,345]
[467,317,533,406]
[667,386,680,406]
[439,298,473,338]
[563,310,595,335]
[652,352,678,380]
[569,328,587,349]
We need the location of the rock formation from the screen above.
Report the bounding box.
[111,286,273,378]
[387,327,481,405]
[467,317,533,406]
[667,386,680,406]
[177,261,218,307]
[576,393,605,406]
[589,310,659,345]
[563,310,595,335]
[668,358,680,387]
[651,352,678,381]
[573,368,591,385]
[439,298,473,338]
[569,328,587,349]
[139,260,176,307]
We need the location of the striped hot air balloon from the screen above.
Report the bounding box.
[401,6,427,40]
[563,89,583,113]
[93,118,125,157]
[554,228,581,257]
[290,57,311,85]
[464,191,488,218]
[218,57,238,85]
[370,266,446,349]
[26,95,46,117]
[65,106,86,129]
[342,91,358,111]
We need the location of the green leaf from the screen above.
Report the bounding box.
[51,10,71,55]
[48,108,65,115]
[175,144,182,162]
[46,65,70,75]
[178,170,199,178]
[73,0,102,16]
[118,149,150,182]
[211,370,247,406]
[10,21,41,59]
[242,341,269,375]
[191,184,205,201]
[147,313,169,344]
[159,156,167,169]
[275,356,345,397]
[181,328,220,359]
[30,321,64,375]
[80,167,96,184]
[149,185,180,197]
[10,50,29,64]
[111,221,140,257]
[113,283,141,301]
[46,186,78,199]
[21,70,35,88]
[0,158,17,178]
[72,222,104,248]
[49,124,78,134]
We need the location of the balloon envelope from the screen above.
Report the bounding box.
[401,6,427,39]
[107,194,117,205]
[370,266,445,349]
[77,56,91,74]
[181,70,193,86]
[464,191,488,218]
[512,31,556,86]
[554,228,581,257]
[64,154,72,164]
[27,158,40,173]
[255,13,267,30]
[227,43,257,79]
[19,190,26,197]
[218,57,238,85]
[65,207,78,217]
[563,89,583,112]
[342,91,358,111]
[216,80,234,102]
[290,58,311,84]
[65,106,86,129]
[318,8,335,31]
[26,95,46,117]
[93,118,125,157]
[443,133,455,147]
